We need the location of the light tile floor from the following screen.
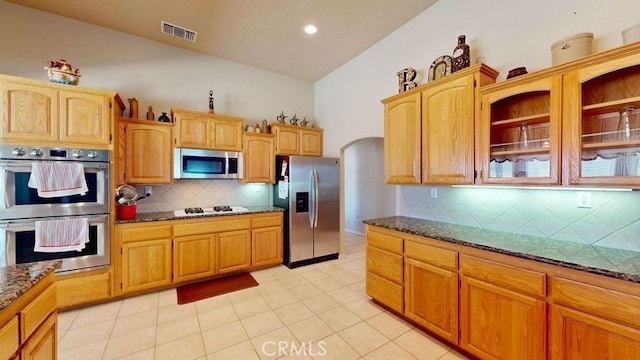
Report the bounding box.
[57,233,470,359]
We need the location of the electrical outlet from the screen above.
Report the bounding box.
[430,188,438,199]
[576,191,592,208]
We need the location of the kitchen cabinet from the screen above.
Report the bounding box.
[173,235,216,283]
[0,74,116,148]
[118,223,173,294]
[216,229,251,274]
[563,46,640,186]
[171,108,243,151]
[365,226,404,313]
[459,255,546,360]
[479,75,562,184]
[270,123,323,156]
[242,132,275,183]
[117,118,173,185]
[548,277,640,359]
[56,268,112,309]
[381,64,498,185]
[251,214,283,268]
[0,271,57,360]
[404,239,458,344]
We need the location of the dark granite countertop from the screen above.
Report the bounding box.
[363,216,640,284]
[0,260,61,312]
[114,205,285,224]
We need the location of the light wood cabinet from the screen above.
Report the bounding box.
[171,108,243,151]
[404,240,458,344]
[0,74,115,148]
[381,64,498,185]
[56,269,112,309]
[118,223,173,294]
[479,75,562,184]
[242,132,275,183]
[0,272,57,360]
[365,226,404,313]
[216,230,251,274]
[251,214,283,268]
[271,123,323,156]
[173,234,216,283]
[383,92,421,184]
[117,118,173,185]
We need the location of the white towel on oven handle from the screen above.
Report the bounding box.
[28,162,88,198]
[34,217,90,253]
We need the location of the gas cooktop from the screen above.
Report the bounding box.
[173,206,249,217]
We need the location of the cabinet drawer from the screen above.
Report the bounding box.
[405,240,458,270]
[367,229,403,254]
[366,246,403,284]
[0,316,19,360]
[549,276,640,328]
[460,255,546,297]
[20,284,56,341]
[252,214,282,228]
[174,218,251,237]
[121,224,172,242]
[366,272,403,313]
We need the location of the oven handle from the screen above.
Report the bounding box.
[0,160,108,170]
[0,214,109,229]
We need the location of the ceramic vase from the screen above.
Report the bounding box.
[158,112,170,123]
[452,35,470,73]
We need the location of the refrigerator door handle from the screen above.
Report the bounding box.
[312,169,319,228]
[309,169,315,227]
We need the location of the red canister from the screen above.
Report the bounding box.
[117,204,137,220]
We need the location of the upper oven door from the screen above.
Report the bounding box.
[0,160,109,220]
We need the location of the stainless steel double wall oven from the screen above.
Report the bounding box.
[0,144,110,273]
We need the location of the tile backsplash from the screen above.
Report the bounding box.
[399,186,640,252]
[133,180,271,213]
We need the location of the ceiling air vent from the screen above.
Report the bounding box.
[161,21,197,42]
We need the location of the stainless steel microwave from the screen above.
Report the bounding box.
[173,148,242,179]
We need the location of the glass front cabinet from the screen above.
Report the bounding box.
[479,76,562,184]
[564,49,640,186]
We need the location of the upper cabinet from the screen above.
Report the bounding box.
[0,74,116,148]
[270,123,323,156]
[382,64,499,185]
[116,118,173,185]
[242,132,275,183]
[171,108,243,151]
[563,47,640,187]
[479,75,563,185]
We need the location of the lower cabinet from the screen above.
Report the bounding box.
[216,230,251,274]
[21,313,57,360]
[404,240,458,344]
[251,214,283,268]
[173,235,216,283]
[365,226,404,313]
[122,238,173,294]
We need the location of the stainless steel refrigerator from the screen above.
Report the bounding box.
[273,155,340,268]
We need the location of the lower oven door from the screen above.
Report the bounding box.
[0,160,109,220]
[0,214,110,273]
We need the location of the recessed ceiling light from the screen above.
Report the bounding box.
[304,24,318,35]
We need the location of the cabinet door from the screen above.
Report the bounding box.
[0,81,58,142]
[404,258,458,344]
[20,313,56,360]
[564,54,640,186]
[124,122,172,184]
[421,74,475,184]
[173,235,216,283]
[299,128,322,156]
[176,116,210,149]
[252,226,282,267]
[122,239,172,294]
[273,126,300,155]
[366,245,403,313]
[549,304,640,360]
[60,91,111,146]
[383,92,421,184]
[242,133,275,183]
[460,276,546,360]
[0,316,19,360]
[212,116,243,151]
[216,230,251,274]
[480,76,562,184]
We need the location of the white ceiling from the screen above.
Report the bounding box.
[7,0,438,82]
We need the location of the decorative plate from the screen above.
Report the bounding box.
[428,55,452,81]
